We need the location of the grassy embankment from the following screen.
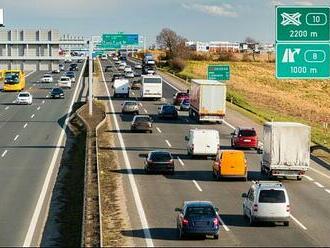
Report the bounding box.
[173,60,329,147]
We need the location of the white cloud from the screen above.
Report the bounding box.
[182,3,238,17]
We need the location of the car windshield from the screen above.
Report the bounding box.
[182,99,190,104]
[134,117,151,123]
[259,190,286,203]
[4,72,19,84]
[143,78,161,84]
[19,93,30,97]
[162,105,175,112]
[177,93,188,98]
[239,129,256,137]
[186,206,216,217]
[149,152,172,162]
[125,102,137,106]
[60,78,69,81]
[66,72,74,75]
[44,75,51,78]
[52,88,63,93]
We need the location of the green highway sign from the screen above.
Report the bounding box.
[276,43,330,79]
[96,42,121,49]
[207,65,230,80]
[276,6,330,42]
[101,33,139,47]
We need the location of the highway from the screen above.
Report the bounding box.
[99,58,330,247]
[0,61,86,246]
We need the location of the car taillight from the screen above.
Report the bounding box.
[253,204,258,212]
[213,218,219,226]
[182,219,189,225]
[286,205,290,212]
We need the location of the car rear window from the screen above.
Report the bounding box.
[163,105,175,111]
[149,152,172,162]
[259,190,286,203]
[125,102,137,106]
[186,207,216,217]
[177,93,188,98]
[239,129,256,137]
[19,93,30,97]
[135,117,151,123]
[52,88,63,93]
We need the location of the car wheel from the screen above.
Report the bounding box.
[144,167,149,174]
[284,221,289,226]
[178,228,183,239]
[249,212,255,226]
[214,234,219,240]
[169,169,175,175]
[212,169,216,178]
[149,130,153,133]
[297,176,302,181]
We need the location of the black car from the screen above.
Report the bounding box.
[130,115,153,133]
[50,88,64,99]
[77,59,83,63]
[104,65,113,72]
[158,104,178,119]
[111,73,123,82]
[69,63,78,71]
[144,151,174,174]
[176,201,220,239]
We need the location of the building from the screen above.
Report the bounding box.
[0,29,61,70]
[186,41,239,53]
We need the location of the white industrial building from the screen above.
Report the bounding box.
[186,41,240,52]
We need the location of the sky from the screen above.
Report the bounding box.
[0,0,328,45]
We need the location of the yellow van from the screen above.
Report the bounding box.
[212,150,247,180]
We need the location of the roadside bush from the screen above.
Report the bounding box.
[189,52,212,61]
[241,53,253,62]
[217,51,236,61]
[169,57,186,72]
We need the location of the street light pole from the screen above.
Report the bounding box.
[88,39,93,116]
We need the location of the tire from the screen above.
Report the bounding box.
[214,234,219,240]
[212,169,216,178]
[249,213,255,226]
[169,169,175,175]
[149,130,153,133]
[284,221,289,226]
[297,176,302,181]
[144,167,149,174]
[178,228,184,239]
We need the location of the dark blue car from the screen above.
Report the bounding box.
[158,104,178,119]
[176,201,220,239]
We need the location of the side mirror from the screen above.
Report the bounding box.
[185,136,189,141]
[175,208,182,212]
[241,193,247,198]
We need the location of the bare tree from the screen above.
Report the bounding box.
[156,28,188,58]
[245,36,257,44]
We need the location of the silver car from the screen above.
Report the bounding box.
[121,101,139,114]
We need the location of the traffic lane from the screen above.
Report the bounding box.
[109,95,238,246]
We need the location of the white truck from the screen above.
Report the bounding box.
[113,79,130,98]
[189,79,226,123]
[260,122,311,180]
[140,75,162,100]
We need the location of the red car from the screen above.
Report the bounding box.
[231,128,258,149]
[173,92,189,105]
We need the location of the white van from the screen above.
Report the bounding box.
[185,129,220,157]
[242,181,290,226]
[113,79,129,98]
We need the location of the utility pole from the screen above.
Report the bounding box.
[88,40,93,116]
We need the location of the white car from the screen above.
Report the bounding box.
[120,61,127,67]
[113,57,119,61]
[242,181,290,226]
[41,74,53,83]
[125,71,135,78]
[134,64,142,69]
[118,65,126,71]
[58,76,72,89]
[16,92,32,105]
[101,54,107,60]
[124,66,132,73]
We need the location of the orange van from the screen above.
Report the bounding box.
[212,150,247,180]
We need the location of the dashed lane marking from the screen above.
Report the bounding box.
[14,135,19,141]
[290,214,307,230]
[1,150,8,158]
[23,123,28,128]
[37,106,41,111]
[193,180,202,192]
[30,114,35,119]
[156,127,162,133]
[177,156,184,166]
[314,182,324,188]
[165,139,172,147]
[304,175,314,181]
[5,106,9,110]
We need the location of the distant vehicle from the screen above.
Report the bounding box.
[64,71,76,83]
[52,69,60,74]
[158,104,178,119]
[143,66,155,75]
[114,60,121,65]
[16,92,32,105]
[59,64,65,71]
[144,151,175,174]
[58,76,72,89]
[185,129,220,157]
[125,71,134,78]
[64,56,72,63]
[131,80,141,90]
[173,92,189,105]
[40,74,53,83]
[69,63,78,71]
[111,73,123,82]
[212,150,247,180]
[104,65,113,72]
[50,87,65,99]
[121,101,139,115]
[134,71,142,77]
[120,61,127,67]
[77,59,83,63]
[260,122,310,180]
[124,66,132,73]
[189,79,226,123]
[231,128,258,150]
[118,65,126,71]
[180,98,190,111]
[140,75,162,100]
[101,54,107,60]
[3,70,26,92]
[113,78,130,98]
[130,115,153,133]
[134,64,142,69]
[242,181,290,226]
[176,201,220,239]
[113,56,119,61]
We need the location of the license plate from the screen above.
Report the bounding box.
[195,221,207,226]
[244,139,251,142]
[56,95,59,97]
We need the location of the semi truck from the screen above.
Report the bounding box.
[260,122,310,180]
[189,79,226,123]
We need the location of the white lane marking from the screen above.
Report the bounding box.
[325,189,330,194]
[33,83,36,86]
[139,103,143,107]
[314,182,324,188]
[23,60,87,246]
[14,135,19,141]
[1,150,8,158]
[30,114,35,119]
[37,106,41,111]
[12,100,15,103]
[192,180,202,192]
[99,60,154,247]
[143,109,148,114]
[304,175,314,181]
[5,106,9,110]
[46,95,49,98]
[42,100,45,104]
[29,87,32,90]
[290,214,307,230]
[23,123,28,129]
[309,167,330,180]
[165,139,172,147]
[218,216,230,232]
[25,70,36,78]
[177,156,184,166]
[222,120,236,130]
[156,127,162,133]
[132,92,135,96]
